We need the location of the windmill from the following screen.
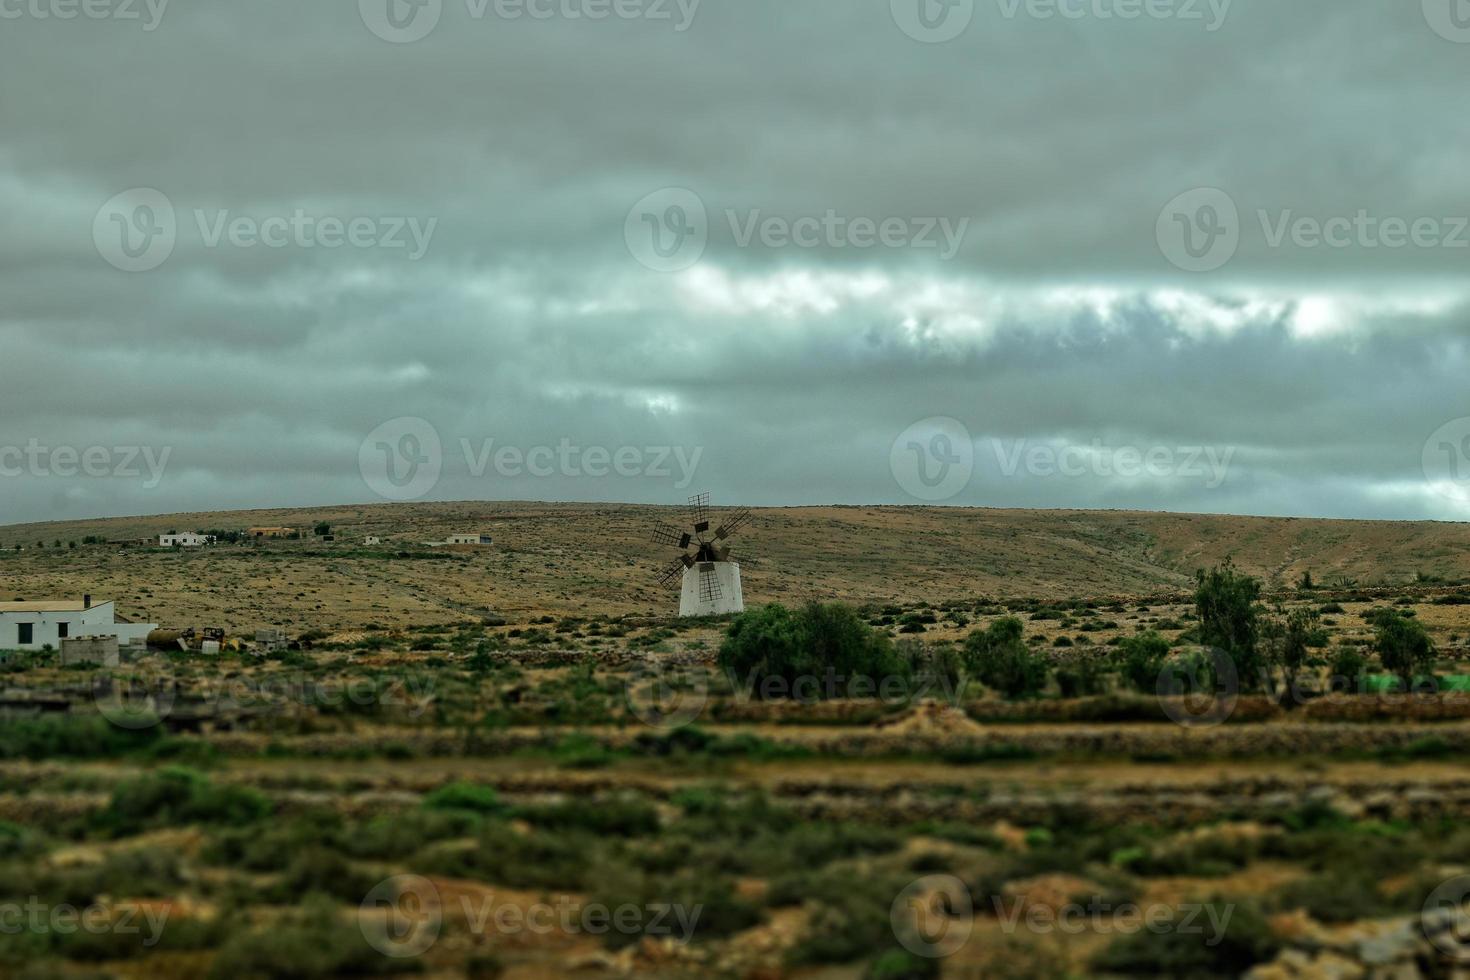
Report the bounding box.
[653,492,749,617]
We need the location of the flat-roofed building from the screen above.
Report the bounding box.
[446,534,493,546]
[160,533,213,547]
[0,598,156,650]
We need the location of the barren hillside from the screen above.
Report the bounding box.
[0,502,1465,631]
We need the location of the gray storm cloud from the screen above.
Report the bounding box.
[2,0,1469,524]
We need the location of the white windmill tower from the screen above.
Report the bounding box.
[653,493,749,617]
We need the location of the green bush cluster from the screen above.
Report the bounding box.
[98,766,271,836]
[720,603,911,700]
[962,618,1048,699]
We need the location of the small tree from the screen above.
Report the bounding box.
[1372,611,1435,691]
[1116,631,1171,694]
[1195,560,1263,690]
[1331,645,1368,694]
[314,522,332,537]
[895,637,965,700]
[1259,605,1319,698]
[962,617,1048,700]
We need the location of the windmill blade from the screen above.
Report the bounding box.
[713,545,754,565]
[656,555,692,586]
[688,491,711,535]
[698,563,723,603]
[651,525,693,549]
[714,508,750,540]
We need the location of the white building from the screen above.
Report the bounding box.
[446,534,493,546]
[160,533,213,547]
[679,562,745,617]
[0,598,156,651]
[364,536,381,545]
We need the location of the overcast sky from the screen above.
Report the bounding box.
[3,0,1470,525]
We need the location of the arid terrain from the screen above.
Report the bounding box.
[4,504,1470,979]
[3,501,1469,633]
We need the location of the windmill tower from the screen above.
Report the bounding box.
[653,493,749,617]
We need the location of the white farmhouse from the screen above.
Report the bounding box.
[0,597,156,651]
[160,533,213,547]
[446,534,493,546]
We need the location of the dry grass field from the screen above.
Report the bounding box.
[2,501,1469,633]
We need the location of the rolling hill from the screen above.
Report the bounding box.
[0,502,1466,631]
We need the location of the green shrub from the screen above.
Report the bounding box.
[550,732,617,769]
[895,639,965,698]
[38,846,189,908]
[962,618,1048,700]
[422,781,506,816]
[0,821,46,860]
[1114,833,1256,878]
[204,811,347,870]
[339,809,483,861]
[416,823,598,891]
[780,872,919,966]
[207,895,418,979]
[516,795,660,836]
[99,767,270,836]
[1055,657,1106,698]
[587,865,760,947]
[1330,646,1368,691]
[263,847,379,903]
[0,715,160,761]
[1274,868,1413,922]
[1115,632,1171,693]
[1093,900,1278,978]
[720,603,910,701]
[60,913,223,961]
[1372,612,1436,689]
